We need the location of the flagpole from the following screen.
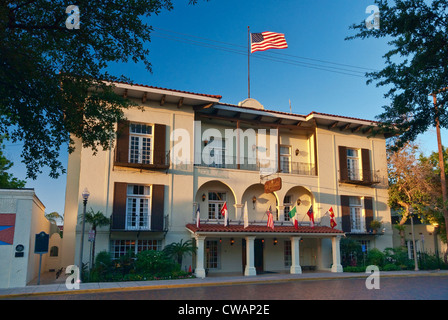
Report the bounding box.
[247,26,251,99]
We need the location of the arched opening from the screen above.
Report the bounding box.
[241,183,278,222]
[282,186,314,224]
[195,180,237,222]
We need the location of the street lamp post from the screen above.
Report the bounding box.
[79,188,90,282]
[409,208,419,271]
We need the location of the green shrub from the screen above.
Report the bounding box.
[367,248,385,267]
[135,250,179,276]
[382,263,401,271]
[343,266,366,272]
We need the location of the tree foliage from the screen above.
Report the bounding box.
[346,0,448,147]
[0,136,25,188]
[0,0,203,179]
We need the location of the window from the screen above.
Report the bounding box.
[50,246,59,257]
[206,240,220,269]
[129,123,153,164]
[347,148,360,180]
[126,185,151,230]
[284,240,292,267]
[206,137,226,168]
[283,195,292,221]
[280,146,291,173]
[111,239,162,259]
[349,196,363,232]
[208,192,226,220]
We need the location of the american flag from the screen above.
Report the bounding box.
[267,207,274,230]
[251,31,288,53]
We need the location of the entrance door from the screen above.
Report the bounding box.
[242,239,264,274]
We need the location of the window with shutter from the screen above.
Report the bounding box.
[115,121,168,169]
[111,183,165,232]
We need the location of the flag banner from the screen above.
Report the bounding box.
[251,31,288,53]
[196,206,200,228]
[328,206,335,218]
[244,202,249,228]
[221,202,228,226]
[288,206,299,230]
[307,205,314,228]
[267,207,274,230]
[330,218,337,229]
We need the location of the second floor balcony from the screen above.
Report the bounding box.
[195,155,316,176]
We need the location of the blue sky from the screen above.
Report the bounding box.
[5,0,446,218]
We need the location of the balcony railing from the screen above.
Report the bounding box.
[339,169,382,185]
[115,150,170,170]
[110,213,168,232]
[195,155,316,176]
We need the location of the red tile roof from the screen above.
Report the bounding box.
[186,224,344,234]
[113,81,222,100]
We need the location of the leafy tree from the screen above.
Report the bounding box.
[0,137,25,188]
[79,208,110,268]
[346,0,448,260]
[1,0,204,179]
[388,143,445,246]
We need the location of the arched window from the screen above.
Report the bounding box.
[50,246,59,257]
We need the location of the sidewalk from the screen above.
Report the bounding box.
[1,269,448,298]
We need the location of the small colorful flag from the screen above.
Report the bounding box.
[244,202,249,229]
[196,206,200,228]
[288,206,299,230]
[328,206,335,218]
[307,205,314,228]
[328,206,337,229]
[267,207,274,230]
[330,217,337,229]
[251,31,288,53]
[220,202,228,226]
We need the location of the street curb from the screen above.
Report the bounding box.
[1,271,448,299]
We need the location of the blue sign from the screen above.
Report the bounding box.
[34,232,49,254]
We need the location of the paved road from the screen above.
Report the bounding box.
[9,275,448,300]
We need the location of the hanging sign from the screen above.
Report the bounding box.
[264,177,282,193]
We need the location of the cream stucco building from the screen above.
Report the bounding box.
[62,82,393,278]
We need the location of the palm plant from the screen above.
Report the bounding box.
[163,239,196,266]
[79,209,110,268]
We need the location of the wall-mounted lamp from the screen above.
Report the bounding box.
[296,198,301,206]
[295,149,300,156]
[203,140,208,146]
[252,196,257,209]
[230,238,235,246]
[202,194,206,202]
[273,238,278,246]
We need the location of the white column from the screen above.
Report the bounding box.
[234,203,243,220]
[331,236,343,272]
[244,236,257,276]
[195,235,206,278]
[290,236,302,274]
[278,205,285,221]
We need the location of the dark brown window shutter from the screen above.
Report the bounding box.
[340,195,351,232]
[112,182,127,230]
[151,184,165,231]
[364,197,374,232]
[153,124,166,166]
[339,146,348,181]
[116,120,130,163]
[361,149,371,183]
